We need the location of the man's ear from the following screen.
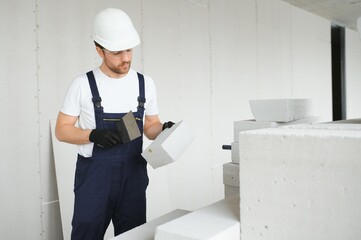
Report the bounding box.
[95,46,104,58]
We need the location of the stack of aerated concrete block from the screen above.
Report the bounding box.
[239,122,361,240]
[235,99,361,239]
[224,99,320,198]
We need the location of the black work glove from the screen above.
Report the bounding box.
[89,129,122,149]
[162,121,175,131]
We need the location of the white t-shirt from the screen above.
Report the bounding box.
[60,67,158,157]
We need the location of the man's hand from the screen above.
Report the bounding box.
[162,121,175,131]
[89,129,122,149]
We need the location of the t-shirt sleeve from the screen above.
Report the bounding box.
[144,75,159,116]
[60,77,83,117]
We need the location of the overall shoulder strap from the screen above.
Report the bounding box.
[86,71,102,109]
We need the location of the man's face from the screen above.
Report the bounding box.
[99,48,133,77]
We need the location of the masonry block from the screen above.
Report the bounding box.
[231,142,240,163]
[249,99,312,122]
[281,123,361,131]
[233,117,321,142]
[233,120,280,142]
[155,196,240,240]
[225,185,239,198]
[223,162,239,187]
[111,210,190,240]
[239,126,361,240]
[142,121,194,169]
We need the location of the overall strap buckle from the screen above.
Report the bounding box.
[137,72,146,111]
[92,97,102,109]
[137,96,146,109]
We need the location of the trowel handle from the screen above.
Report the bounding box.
[222,145,232,150]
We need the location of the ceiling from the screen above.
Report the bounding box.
[282,0,361,31]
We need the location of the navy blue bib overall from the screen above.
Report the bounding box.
[71,71,149,240]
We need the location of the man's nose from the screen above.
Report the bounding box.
[121,51,132,61]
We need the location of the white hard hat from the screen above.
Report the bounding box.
[92,8,140,51]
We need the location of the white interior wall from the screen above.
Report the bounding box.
[210,0,259,203]
[345,28,361,119]
[1,0,337,239]
[143,0,214,216]
[0,2,42,239]
[291,6,332,121]
[257,0,294,99]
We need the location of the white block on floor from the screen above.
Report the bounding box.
[142,121,194,169]
[239,127,361,240]
[223,162,239,187]
[249,99,312,122]
[110,210,190,240]
[155,196,240,240]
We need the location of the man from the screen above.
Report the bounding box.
[55,8,173,240]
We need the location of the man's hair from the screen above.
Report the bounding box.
[94,41,104,49]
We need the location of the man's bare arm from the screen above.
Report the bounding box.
[55,111,92,144]
[143,114,163,140]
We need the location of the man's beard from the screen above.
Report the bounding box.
[107,61,131,75]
